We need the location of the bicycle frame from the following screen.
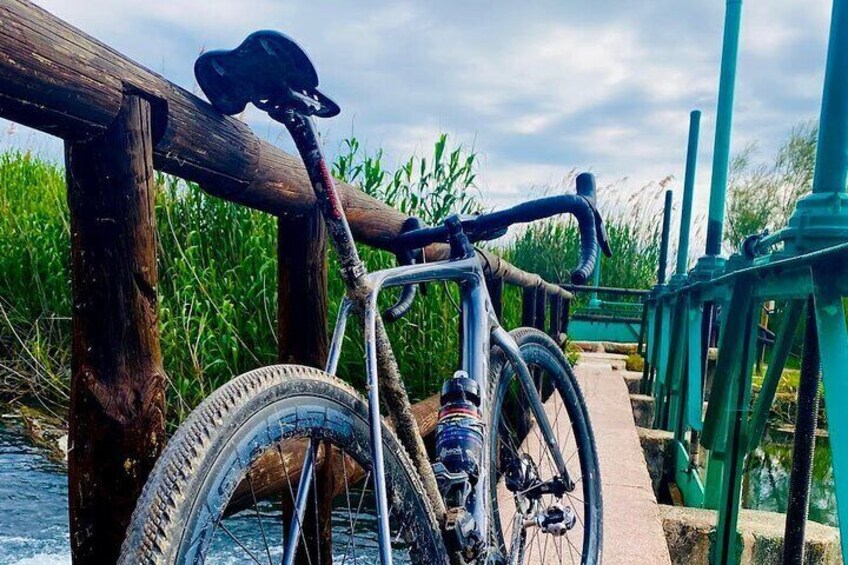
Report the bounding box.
[284,253,573,564]
[195,34,598,563]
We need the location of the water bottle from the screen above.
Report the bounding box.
[435,370,484,507]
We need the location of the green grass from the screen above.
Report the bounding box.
[0,139,666,425]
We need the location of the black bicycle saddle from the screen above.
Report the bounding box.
[195,30,340,118]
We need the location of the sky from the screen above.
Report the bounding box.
[3,1,836,229]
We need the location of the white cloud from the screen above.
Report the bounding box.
[16,0,834,228]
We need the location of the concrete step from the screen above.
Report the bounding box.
[630,394,655,428]
[623,371,643,394]
[660,505,842,565]
[573,341,639,355]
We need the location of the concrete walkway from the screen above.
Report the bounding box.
[575,352,671,564]
[494,351,671,564]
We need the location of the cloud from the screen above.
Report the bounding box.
[13,0,833,219]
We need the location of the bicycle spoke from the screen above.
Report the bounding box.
[245,469,274,565]
[276,439,315,565]
[219,521,266,565]
[340,455,358,565]
[341,470,373,563]
[311,447,321,565]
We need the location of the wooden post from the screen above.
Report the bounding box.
[277,208,330,564]
[66,95,165,564]
[562,298,572,335]
[534,288,547,332]
[487,275,504,322]
[550,295,563,342]
[522,287,537,328]
[277,209,329,367]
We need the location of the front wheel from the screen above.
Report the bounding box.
[488,328,603,565]
[120,365,448,565]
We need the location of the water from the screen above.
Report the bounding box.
[0,420,839,564]
[743,433,837,528]
[0,423,70,564]
[0,422,397,564]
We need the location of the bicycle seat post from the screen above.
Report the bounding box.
[280,109,367,286]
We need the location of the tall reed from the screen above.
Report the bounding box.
[0,138,668,424]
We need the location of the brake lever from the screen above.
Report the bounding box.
[592,206,613,258]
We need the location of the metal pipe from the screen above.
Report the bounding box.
[705,0,744,255]
[782,298,822,564]
[283,439,315,565]
[676,110,702,274]
[812,0,848,193]
[658,190,673,284]
[589,258,602,308]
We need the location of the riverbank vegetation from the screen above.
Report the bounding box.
[0,124,818,426]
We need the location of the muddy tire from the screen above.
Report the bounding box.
[120,364,447,564]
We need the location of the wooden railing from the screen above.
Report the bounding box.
[0,0,573,562]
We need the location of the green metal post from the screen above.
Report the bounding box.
[658,190,673,285]
[705,0,743,256]
[784,0,848,250]
[676,111,701,275]
[812,266,848,559]
[713,299,758,565]
[588,258,602,309]
[663,296,687,431]
[685,296,704,432]
[813,0,848,195]
[747,300,804,452]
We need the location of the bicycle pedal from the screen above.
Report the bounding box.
[524,502,577,537]
[443,507,483,562]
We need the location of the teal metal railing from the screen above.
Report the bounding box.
[639,0,848,562]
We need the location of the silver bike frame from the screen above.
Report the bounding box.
[283,254,571,564]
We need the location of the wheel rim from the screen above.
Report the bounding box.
[490,347,600,564]
[177,395,432,565]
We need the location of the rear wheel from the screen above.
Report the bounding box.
[488,328,603,564]
[120,365,447,564]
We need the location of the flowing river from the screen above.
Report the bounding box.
[0,421,837,563]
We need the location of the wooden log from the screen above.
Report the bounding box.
[0,0,571,301]
[66,95,165,564]
[486,275,504,322]
[550,295,563,341]
[277,209,329,367]
[277,207,330,564]
[534,288,547,332]
[521,288,537,328]
[227,393,441,514]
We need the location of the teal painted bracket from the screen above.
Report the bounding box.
[812,265,848,559]
[701,277,754,449]
[685,294,704,431]
[746,299,804,452]
[674,439,705,507]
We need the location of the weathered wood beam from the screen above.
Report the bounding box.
[0,0,570,299]
[66,94,165,564]
[277,209,329,367]
[227,393,441,514]
[521,287,537,328]
[486,275,504,322]
[534,288,547,332]
[277,208,331,564]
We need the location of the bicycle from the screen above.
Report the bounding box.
[120,30,611,565]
